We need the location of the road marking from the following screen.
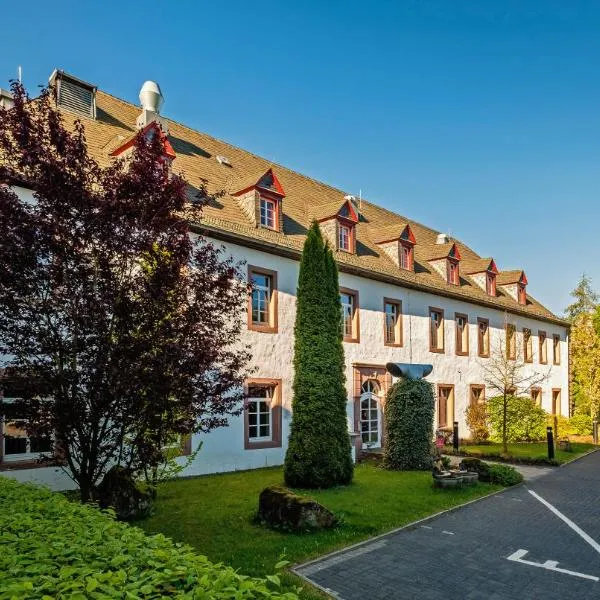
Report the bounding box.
[511,498,523,502]
[527,488,600,556]
[420,525,433,530]
[507,549,599,582]
[442,530,454,535]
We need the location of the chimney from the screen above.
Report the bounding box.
[136,81,168,133]
[436,233,450,245]
[0,88,14,110]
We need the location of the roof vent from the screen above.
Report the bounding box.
[436,233,450,245]
[216,155,232,166]
[136,80,168,133]
[0,88,14,110]
[49,70,96,119]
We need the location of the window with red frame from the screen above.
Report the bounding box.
[400,243,413,270]
[338,223,352,252]
[518,283,527,305]
[447,260,459,285]
[486,272,496,296]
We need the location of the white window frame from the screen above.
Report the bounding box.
[247,387,273,442]
[251,272,271,325]
[259,197,276,229]
[338,223,351,251]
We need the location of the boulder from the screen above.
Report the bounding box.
[258,486,337,532]
[97,466,154,521]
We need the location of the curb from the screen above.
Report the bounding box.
[558,446,599,468]
[291,483,512,576]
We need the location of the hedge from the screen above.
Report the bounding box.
[0,476,298,599]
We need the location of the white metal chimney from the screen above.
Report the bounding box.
[436,233,450,245]
[136,80,168,133]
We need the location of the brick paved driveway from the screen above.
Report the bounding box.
[294,451,600,600]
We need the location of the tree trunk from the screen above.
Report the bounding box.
[502,392,508,454]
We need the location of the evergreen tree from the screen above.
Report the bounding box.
[565,274,598,322]
[284,222,353,488]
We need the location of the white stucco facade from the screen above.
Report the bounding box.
[0,193,570,491]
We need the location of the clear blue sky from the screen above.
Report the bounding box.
[2,0,599,316]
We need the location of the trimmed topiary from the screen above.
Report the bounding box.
[384,378,435,470]
[284,222,353,488]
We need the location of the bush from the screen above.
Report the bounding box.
[459,457,523,486]
[569,413,593,436]
[284,222,353,488]
[0,477,297,599]
[384,379,435,470]
[487,395,547,443]
[546,414,570,440]
[465,402,489,442]
[487,464,523,486]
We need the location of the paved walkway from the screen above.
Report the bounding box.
[445,454,554,481]
[295,451,600,600]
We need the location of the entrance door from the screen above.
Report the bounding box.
[360,380,381,448]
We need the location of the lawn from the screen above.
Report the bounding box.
[139,463,500,599]
[449,442,596,465]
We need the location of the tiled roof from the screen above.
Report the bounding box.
[55,88,565,326]
[497,270,525,285]
[461,257,495,274]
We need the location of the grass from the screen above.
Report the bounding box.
[448,442,596,465]
[139,463,500,599]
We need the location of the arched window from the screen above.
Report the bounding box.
[360,380,381,446]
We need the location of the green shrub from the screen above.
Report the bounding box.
[459,457,491,481]
[384,379,435,470]
[284,222,353,488]
[569,413,593,435]
[486,464,523,486]
[0,477,297,599]
[465,402,489,442]
[487,395,547,443]
[459,458,522,486]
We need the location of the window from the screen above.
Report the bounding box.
[447,259,459,285]
[259,196,277,229]
[1,384,53,464]
[244,379,282,449]
[360,380,381,447]
[518,283,527,305]
[429,307,444,353]
[437,385,454,428]
[384,299,402,346]
[340,288,359,343]
[486,273,496,296]
[553,334,561,365]
[400,242,414,271]
[455,313,469,356]
[248,266,278,333]
[523,328,533,362]
[477,318,490,357]
[506,324,516,360]
[539,331,548,364]
[552,389,561,416]
[531,387,542,406]
[470,384,485,406]
[338,223,352,252]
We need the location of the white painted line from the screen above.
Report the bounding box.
[527,488,600,556]
[420,525,433,530]
[442,530,455,535]
[507,549,599,582]
[511,498,523,502]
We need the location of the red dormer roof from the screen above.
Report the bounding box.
[311,198,359,223]
[374,223,416,245]
[234,168,285,197]
[109,121,176,159]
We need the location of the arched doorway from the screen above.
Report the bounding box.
[360,380,382,448]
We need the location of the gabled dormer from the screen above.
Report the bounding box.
[233,168,285,232]
[498,270,528,305]
[426,241,462,286]
[463,258,498,296]
[374,223,416,271]
[109,121,176,164]
[311,199,359,253]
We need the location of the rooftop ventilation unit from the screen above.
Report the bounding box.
[216,155,232,166]
[436,233,450,245]
[49,70,97,119]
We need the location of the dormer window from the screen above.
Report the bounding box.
[447,259,459,286]
[260,196,277,229]
[486,272,496,296]
[518,283,527,305]
[339,223,352,252]
[374,223,416,271]
[400,242,414,270]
